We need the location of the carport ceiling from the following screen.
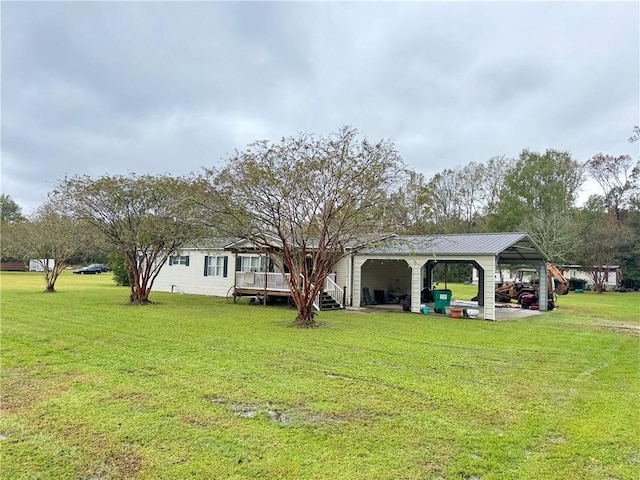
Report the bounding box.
[358,232,548,264]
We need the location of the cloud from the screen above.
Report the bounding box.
[2,1,638,214]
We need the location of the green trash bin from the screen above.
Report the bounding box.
[432,289,452,314]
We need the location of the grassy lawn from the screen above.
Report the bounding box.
[1,271,639,479]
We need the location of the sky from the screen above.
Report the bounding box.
[2,1,639,215]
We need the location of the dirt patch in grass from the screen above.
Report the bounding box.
[596,323,640,335]
[206,396,368,426]
[87,445,144,479]
[1,368,79,413]
[181,413,219,428]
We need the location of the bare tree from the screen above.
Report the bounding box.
[51,174,205,304]
[199,126,406,327]
[524,210,579,264]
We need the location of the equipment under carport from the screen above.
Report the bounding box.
[520,293,555,311]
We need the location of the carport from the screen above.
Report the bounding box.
[350,232,550,321]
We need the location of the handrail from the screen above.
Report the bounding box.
[324,275,344,308]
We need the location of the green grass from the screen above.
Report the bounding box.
[1,272,639,479]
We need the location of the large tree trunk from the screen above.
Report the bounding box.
[295,303,317,327]
[42,264,64,293]
[129,286,152,304]
[288,267,321,327]
[591,269,606,293]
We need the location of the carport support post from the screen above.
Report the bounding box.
[538,263,548,311]
[410,261,423,313]
[482,258,496,321]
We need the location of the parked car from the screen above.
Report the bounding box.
[73,263,110,274]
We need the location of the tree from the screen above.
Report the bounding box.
[524,210,579,264]
[419,157,513,234]
[3,204,81,292]
[380,170,430,234]
[584,153,639,221]
[574,211,635,293]
[51,174,205,304]
[477,155,513,218]
[0,194,25,225]
[199,126,406,327]
[457,162,485,232]
[424,168,465,233]
[489,149,584,231]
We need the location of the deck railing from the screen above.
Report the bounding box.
[235,271,291,291]
[236,271,344,310]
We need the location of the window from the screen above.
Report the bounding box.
[204,255,228,277]
[169,255,189,266]
[239,255,265,272]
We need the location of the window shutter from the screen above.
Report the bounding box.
[306,256,313,275]
[223,256,228,277]
[185,256,190,266]
[235,256,242,272]
[203,256,209,276]
[268,258,274,273]
[169,256,174,266]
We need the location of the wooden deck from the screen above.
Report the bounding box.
[228,271,345,310]
[232,287,292,298]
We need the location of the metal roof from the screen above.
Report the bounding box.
[358,232,549,264]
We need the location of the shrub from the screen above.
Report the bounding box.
[568,278,587,290]
[109,251,130,286]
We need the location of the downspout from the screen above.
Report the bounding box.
[350,253,355,307]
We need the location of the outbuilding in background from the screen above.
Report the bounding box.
[29,259,55,272]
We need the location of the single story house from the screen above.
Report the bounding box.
[152,232,552,321]
[557,264,621,290]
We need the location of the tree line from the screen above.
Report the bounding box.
[1,126,638,326]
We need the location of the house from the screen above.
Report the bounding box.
[152,232,552,321]
[557,264,621,290]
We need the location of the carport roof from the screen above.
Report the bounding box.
[358,232,548,264]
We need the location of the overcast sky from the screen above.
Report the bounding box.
[2,1,639,214]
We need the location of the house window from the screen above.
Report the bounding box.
[204,255,228,277]
[239,255,265,272]
[169,255,190,266]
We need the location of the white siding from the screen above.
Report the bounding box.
[560,267,620,289]
[332,257,349,290]
[153,249,234,297]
